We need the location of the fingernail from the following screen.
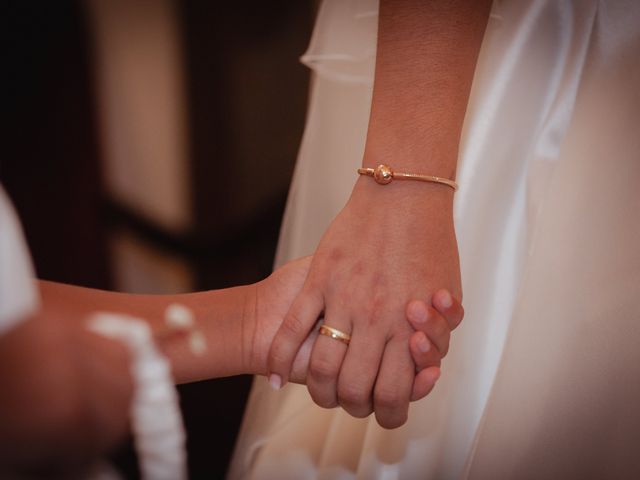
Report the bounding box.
[418,333,430,353]
[269,373,282,390]
[410,301,428,323]
[440,291,453,309]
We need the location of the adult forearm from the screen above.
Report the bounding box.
[364,0,491,176]
[269,2,492,427]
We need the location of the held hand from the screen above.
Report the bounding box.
[249,258,463,405]
[267,179,462,428]
[407,290,464,401]
[246,256,314,380]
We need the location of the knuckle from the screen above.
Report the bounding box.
[328,248,344,264]
[366,286,393,328]
[375,386,404,410]
[338,382,370,408]
[309,356,338,383]
[282,308,307,338]
[369,294,386,320]
[366,305,387,329]
[268,342,291,370]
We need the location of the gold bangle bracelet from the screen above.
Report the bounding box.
[357,164,458,191]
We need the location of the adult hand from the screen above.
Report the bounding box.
[250,256,464,408]
[268,178,461,428]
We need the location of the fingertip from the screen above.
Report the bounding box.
[409,331,428,365]
[266,342,291,388]
[433,289,464,331]
[268,373,282,390]
[414,331,430,353]
[406,299,428,325]
[410,366,441,402]
[421,365,441,383]
[409,327,447,372]
[268,289,325,388]
[434,289,453,310]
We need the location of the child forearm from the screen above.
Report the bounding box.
[37,280,257,383]
[0,280,258,475]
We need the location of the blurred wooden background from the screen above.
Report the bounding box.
[2,0,313,477]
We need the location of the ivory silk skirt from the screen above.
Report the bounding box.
[229,1,640,478]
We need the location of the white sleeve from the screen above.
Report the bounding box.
[0,185,39,335]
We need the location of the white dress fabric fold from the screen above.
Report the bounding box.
[229,0,640,478]
[0,185,38,334]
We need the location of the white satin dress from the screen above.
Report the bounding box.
[229,1,640,478]
[0,186,38,336]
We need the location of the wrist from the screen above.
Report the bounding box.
[240,281,261,375]
[362,126,460,177]
[350,174,455,218]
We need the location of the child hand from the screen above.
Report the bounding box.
[406,290,464,401]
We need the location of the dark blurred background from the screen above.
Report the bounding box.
[2,0,313,477]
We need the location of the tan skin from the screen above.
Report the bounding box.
[0,2,490,475]
[268,0,492,428]
[0,256,463,476]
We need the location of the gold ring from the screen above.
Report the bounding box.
[319,325,351,345]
